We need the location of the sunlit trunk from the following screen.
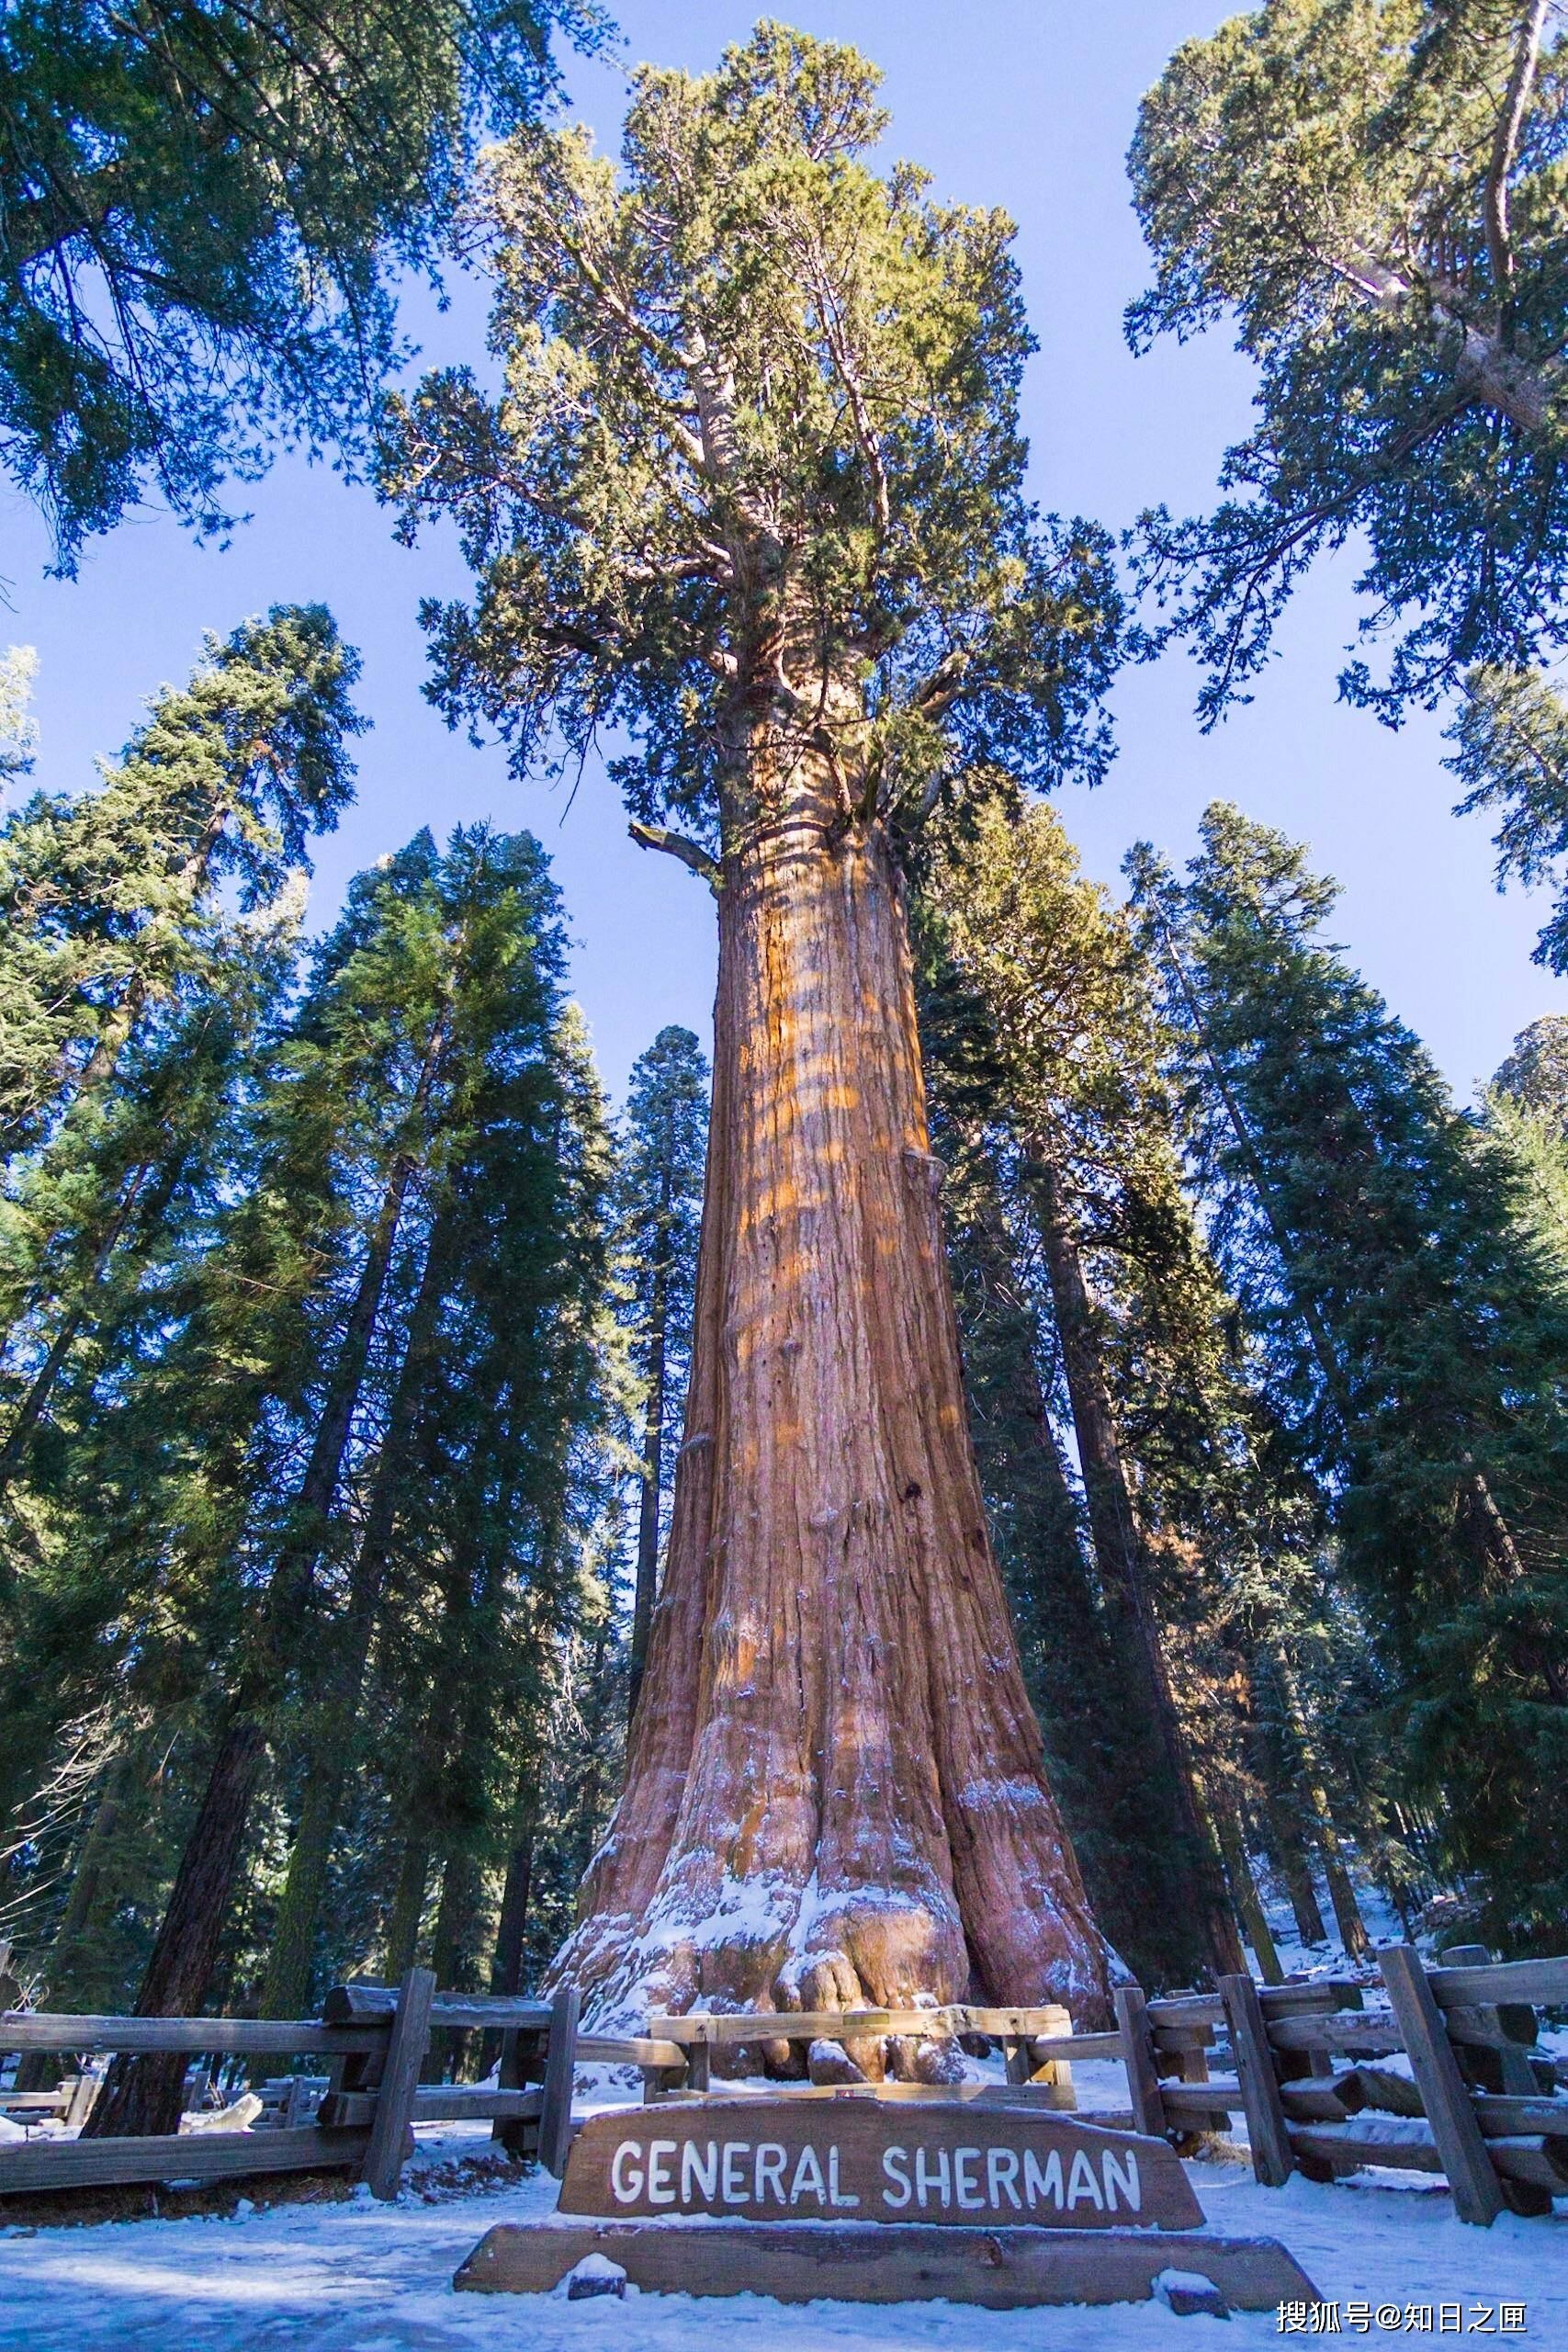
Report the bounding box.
[556,784,1118,2033]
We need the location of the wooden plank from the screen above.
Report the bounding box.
[1427,1957,1568,2010]
[1280,2077,1364,2122]
[1345,2064,1426,2119]
[1149,2025,1219,2056]
[557,2099,1201,2231]
[1160,2077,1244,2123]
[0,2125,368,2195]
[0,2011,386,2057]
[1143,1995,1224,2030]
[1379,1946,1504,2227]
[1287,2121,1442,2175]
[330,2086,545,2127]
[685,2037,714,2095]
[1440,2005,1540,2052]
[1258,1980,1364,2017]
[1220,1974,1294,2189]
[455,2218,1322,2311]
[0,2092,70,2110]
[1266,2013,1404,2057]
[323,1983,554,2031]
[1485,2137,1568,2191]
[62,2074,99,2128]
[1112,1986,1167,2143]
[659,2081,1079,2110]
[360,1967,434,2202]
[1472,2094,1568,2136]
[492,2021,544,2158]
[643,2005,1078,2050]
[578,2034,684,2069]
[1028,2031,1122,2062]
[536,1984,581,2181]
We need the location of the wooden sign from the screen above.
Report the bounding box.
[558,2098,1203,2233]
[457,2218,1323,2312]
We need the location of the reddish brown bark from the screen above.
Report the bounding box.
[556,807,1119,2033]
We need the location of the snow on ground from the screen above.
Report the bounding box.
[0,2120,1564,2350]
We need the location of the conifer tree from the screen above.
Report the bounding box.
[82,823,599,2130]
[381,24,1123,2026]
[917,794,1253,1984]
[1487,1015,1568,1274]
[0,609,364,1524]
[1130,805,1568,1946]
[1129,1,1568,725]
[615,1027,707,1720]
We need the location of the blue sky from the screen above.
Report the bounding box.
[4,0,1562,1102]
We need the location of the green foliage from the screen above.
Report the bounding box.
[0,647,38,781]
[1130,1,1568,723]
[381,21,1121,847]
[0,605,363,1162]
[1486,1016,1568,1277]
[618,1027,706,1399]
[1443,667,1568,967]
[1494,1010,1568,1121]
[1131,804,1568,1946]
[0,0,607,568]
[3,820,625,2019]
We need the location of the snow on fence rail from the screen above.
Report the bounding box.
[0,1972,675,2204]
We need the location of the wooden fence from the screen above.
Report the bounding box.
[649,1950,1568,2228]
[0,1973,679,2203]
[6,1946,1564,2223]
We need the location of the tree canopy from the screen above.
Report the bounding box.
[0,0,606,568]
[380,21,1122,856]
[1128,0,1568,724]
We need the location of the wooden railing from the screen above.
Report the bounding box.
[7,1948,1563,2223]
[1110,1950,1568,2225]
[0,1973,678,2204]
[649,1951,1568,2228]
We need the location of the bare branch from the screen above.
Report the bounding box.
[1484,0,1550,314]
[627,820,721,886]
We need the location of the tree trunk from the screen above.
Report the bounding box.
[946,1160,1153,1976]
[1266,1643,1371,1962]
[1028,1148,1247,1984]
[1259,1792,1329,1945]
[259,1214,457,2021]
[627,1193,671,1722]
[554,812,1117,2033]
[85,1079,439,2134]
[491,1774,538,1998]
[425,1849,486,2082]
[82,1717,268,2136]
[383,1838,429,1982]
[1212,1799,1283,1984]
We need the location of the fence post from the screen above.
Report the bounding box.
[686,2029,713,2096]
[1219,1973,1294,2188]
[1379,1945,1503,2226]
[360,1967,435,2202]
[1112,1985,1168,2143]
[536,1984,581,2179]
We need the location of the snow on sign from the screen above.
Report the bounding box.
[557,2099,1205,2232]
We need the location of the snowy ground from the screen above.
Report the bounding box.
[0,2117,1564,2349]
[5,1867,1563,2346]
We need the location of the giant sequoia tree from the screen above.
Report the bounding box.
[384,25,1123,2030]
